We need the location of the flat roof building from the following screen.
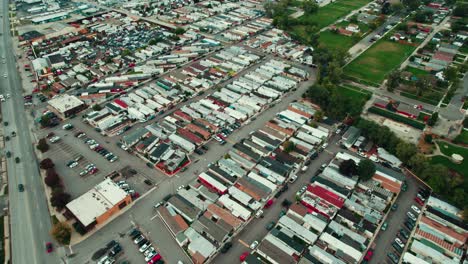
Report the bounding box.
[66,178,131,230]
[48,94,87,118]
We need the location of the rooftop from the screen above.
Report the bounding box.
[66,178,129,226]
[48,94,85,113]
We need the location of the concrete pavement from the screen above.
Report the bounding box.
[1,1,64,263]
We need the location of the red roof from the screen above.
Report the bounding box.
[174,110,192,122]
[113,99,128,109]
[306,185,344,208]
[177,128,203,145]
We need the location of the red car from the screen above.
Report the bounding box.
[364,249,373,261]
[46,242,53,253]
[414,197,424,206]
[240,252,249,262]
[148,254,161,264]
[264,199,274,209]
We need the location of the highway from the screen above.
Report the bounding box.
[1,1,63,263]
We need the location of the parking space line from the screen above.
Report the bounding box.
[150,214,159,221]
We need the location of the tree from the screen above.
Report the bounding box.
[408,153,428,175]
[426,166,448,194]
[464,118,468,128]
[282,141,295,153]
[391,3,404,13]
[302,0,319,14]
[453,3,468,17]
[50,222,72,245]
[174,27,186,35]
[339,159,357,176]
[415,75,433,96]
[463,207,468,224]
[36,138,49,153]
[424,134,433,144]
[357,159,376,181]
[444,67,458,83]
[427,112,438,126]
[50,191,71,210]
[402,0,421,10]
[92,104,102,111]
[387,70,401,92]
[395,142,417,163]
[44,169,61,187]
[40,158,55,170]
[313,110,324,122]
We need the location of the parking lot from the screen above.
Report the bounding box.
[369,175,425,264]
[37,124,156,198]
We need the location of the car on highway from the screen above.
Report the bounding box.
[3,73,6,78]
[5,151,11,158]
[18,184,24,192]
[249,240,259,249]
[45,242,53,253]
[11,131,16,137]
[15,157,20,163]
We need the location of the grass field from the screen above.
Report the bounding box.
[431,141,468,176]
[297,0,372,29]
[344,40,416,83]
[405,66,429,78]
[318,30,356,51]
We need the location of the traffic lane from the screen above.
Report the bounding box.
[214,143,337,264]
[369,175,420,264]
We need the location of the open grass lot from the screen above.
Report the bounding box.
[430,141,468,176]
[318,30,356,51]
[297,0,372,29]
[405,66,429,78]
[337,85,371,108]
[344,40,416,84]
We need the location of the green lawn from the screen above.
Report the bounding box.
[344,40,416,84]
[297,0,372,29]
[405,66,429,78]
[318,30,356,51]
[431,141,468,176]
[454,130,468,145]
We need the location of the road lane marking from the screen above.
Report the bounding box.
[238,239,249,248]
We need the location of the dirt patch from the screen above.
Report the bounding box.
[378,42,401,52]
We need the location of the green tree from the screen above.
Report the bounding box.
[339,159,357,176]
[395,142,417,163]
[302,0,319,14]
[387,70,401,92]
[427,112,438,126]
[444,67,458,83]
[174,27,186,35]
[36,138,49,153]
[313,110,324,122]
[453,3,468,17]
[424,134,433,144]
[51,222,72,245]
[408,153,428,175]
[92,104,102,111]
[283,141,295,153]
[402,0,421,10]
[357,159,376,181]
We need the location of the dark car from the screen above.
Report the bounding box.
[109,244,122,257]
[129,229,141,238]
[201,145,209,151]
[220,242,232,253]
[194,148,204,155]
[144,179,153,186]
[11,131,16,137]
[46,242,53,253]
[15,157,20,163]
[265,221,275,230]
[18,184,24,192]
[106,240,118,250]
[6,151,11,158]
[400,229,409,239]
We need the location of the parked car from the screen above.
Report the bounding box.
[394,238,405,248]
[265,221,275,230]
[411,205,421,214]
[387,252,399,264]
[133,235,145,244]
[249,241,259,249]
[381,222,388,231]
[407,212,417,221]
[220,242,232,253]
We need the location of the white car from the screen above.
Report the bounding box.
[321,143,328,149]
[79,170,88,176]
[395,238,405,248]
[144,247,155,257]
[133,235,145,244]
[69,162,78,168]
[6,94,10,99]
[3,73,6,78]
[154,202,163,209]
[407,211,417,221]
[249,241,259,249]
[49,136,61,143]
[145,251,157,262]
[139,242,151,252]
[411,205,421,215]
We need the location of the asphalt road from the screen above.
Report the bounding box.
[1,2,63,263]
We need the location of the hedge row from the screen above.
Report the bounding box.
[368,106,426,130]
